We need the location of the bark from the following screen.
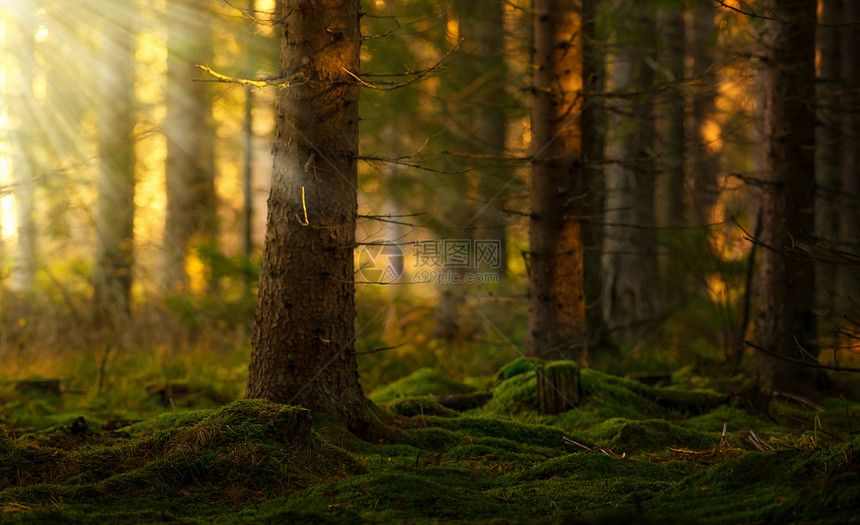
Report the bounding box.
[93,6,136,322]
[246,0,368,431]
[526,0,587,362]
[815,0,842,317]
[836,1,860,315]
[602,3,659,346]
[163,0,218,292]
[749,0,818,390]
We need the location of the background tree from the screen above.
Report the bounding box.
[815,0,842,319]
[93,3,137,322]
[602,1,658,346]
[655,1,687,307]
[162,0,218,292]
[582,0,611,351]
[837,0,860,317]
[461,0,509,279]
[245,0,368,430]
[748,0,818,389]
[7,1,37,292]
[525,0,588,362]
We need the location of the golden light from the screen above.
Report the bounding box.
[0,0,269,285]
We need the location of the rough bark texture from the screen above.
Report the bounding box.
[526,0,587,362]
[836,0,860,315]
[815,0,842,317]
[163,0,218,292]
[246,0,368,431]
[749,0,818,390]
[602,2,658,346]
[94,8,136,322]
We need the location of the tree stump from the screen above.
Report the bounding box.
[537,362,581,414]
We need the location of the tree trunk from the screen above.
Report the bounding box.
[687,3,719,227]
[246,0,368,431]
[815,0,842,319]
[655,3,687,307]
[93,6,136,323]
[602,2,659,346]
[582,0,612,352]
[241,0,257,262]
[836,0,860,316]
[163,0,218,292]
[749,0,818,390]
[464,0,509,279]
[656,4,686,232]
[526,0,587,362]
[9,2,37,292]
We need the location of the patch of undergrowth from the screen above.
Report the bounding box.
[1,360,859,523]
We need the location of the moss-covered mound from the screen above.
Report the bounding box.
[0,400,364,522]
[370,367,477,403]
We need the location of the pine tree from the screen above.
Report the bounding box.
[246,0,368,430]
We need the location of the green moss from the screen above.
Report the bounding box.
[2,363,858,524]
[369,368,476,403]
[387,397,460,418]
[586,418,716,453]
[475,370,538,416]
[495,357,541,382]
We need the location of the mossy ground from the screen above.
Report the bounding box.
[1,360,859,523]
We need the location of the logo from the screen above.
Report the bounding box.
[357,240,404,284]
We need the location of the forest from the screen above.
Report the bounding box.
[0,0,858,523]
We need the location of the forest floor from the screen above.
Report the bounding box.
[1,357,859,524]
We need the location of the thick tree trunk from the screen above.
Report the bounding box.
[163,0,218,292]
[602,2,659,346]
[246,0,368,431]
[815,0,842,317]
[94,8,136,322]
[526,0,587,362]
[749,0,818,390]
